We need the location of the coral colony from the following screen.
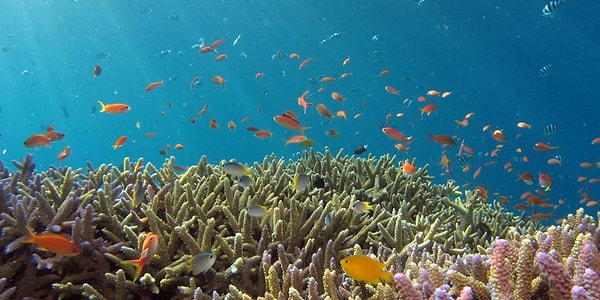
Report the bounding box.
[0,149,598,299]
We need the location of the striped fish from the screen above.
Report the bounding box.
[538,63,555,77]
[543,124,565,135]
[542,0,566,17]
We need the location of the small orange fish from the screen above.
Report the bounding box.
[455,118,470,128]
[289,53,300,59]
[23,134,52,148]
[273,113,309,133]
[198,104,209,115]
[417,95,427,102]
[316,104,334,121]
[22,227,80,257]
[298,95,312,114]
[254,130,272,139]
[379,70,390,76]
[534,142,558,151]
[93,64,102,77]
[591,137,600,145]
[121,233,159,281]
[144,80,164,92]
[285,135,307,146]
[517,122,531,129]
[428,133,456,146]
[420,104,437,116]
[441,91,452,98]
[382,127,412,142]
[209,119,219,129]
[241,116,250,123]
[212,75,225,87]
[331,92,345,102]
[426,90,440,96]
[321,76,335,82]
[208,37,225,50]
[189,76,201,90]
[113,136,128,149]
[97,101,130,114]
[473,166,482,179]
[215,53,227,61]
[395,143,409,152]
[340,73,352,78]
[492,130,507,143]
[227,120,236,130]
[439,154,452,174]
[342,57,350,66]
[336,110,347,120]
[299,57,312,70]
[144,132,158,138]
[174,144,184,150]
[402,160,416,175]
[58,146,71,161]
[384,85,400,95]
[255,72,264,79]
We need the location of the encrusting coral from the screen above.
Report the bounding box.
[0,148,597,299]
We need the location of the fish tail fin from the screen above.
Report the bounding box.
[121,258,145,281]
[383,271,394,283]
[21,227,36,244]
[300,127,312,135]
[97,100,106,112]
[427,133,434,141]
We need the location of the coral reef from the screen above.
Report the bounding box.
[0,148,597,299]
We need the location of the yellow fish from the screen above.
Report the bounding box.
[340,254,393,284]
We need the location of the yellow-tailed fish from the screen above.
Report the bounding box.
[132,184,145,208]
[121,233,159,281]
[247,204,268,218]
[351,200,373,213]
[238,174,254,188]
[222,162,252,177]
[189,252,216,275]
[293,173,309,192]
[340,254,393,284]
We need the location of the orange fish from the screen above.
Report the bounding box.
[342,57,350,66]
[58,146,71,161]
[299,57,312,70]
[93,64,102,77]
[144,80,164,92]
[538,173,552,191]
[591,137,600,145]
[121,233,159,281]
[144,132,158,138]
[384,85,400,95]
[97,101,130,114]
[428,133,456,146]
[174,144,184,150]
[227,120,236,130]
[340,73,352,78]
[455,118,470,128]
[22,227,80,256]
[426,90,440,96]
[246,126,260,132]
[44,126,65,141]
[420,104,437,116]
[441,91,452,98]
[199,46,213,53]
[198,104,209,115]
[289,53,300,59]
[215,53,227,61]
[492,130,507,143]
[254,130,272,139]
[382,127,412,142]
[209,119,219,129]
[534,142,558,151]
[379,70,390,76]
[285,135,307,146]
[331,92,345,102]
[273,113,309,133]
[212,75,225,87]
[241,116,250,123]
[517,122,531,129]
[417,95,427,102]
[298,95,312,114]
[395,143,409,152]
[321,76,335,83]
[316,104,334,121]
[402,160,416,175]
[531,211,553,220]
[472,166,482,179]
[440,153,452,174]
[208,37,225,50]
[189,76,201,90]
[336,110,347,120]
[113,136,128,149]
[255,72,264,79]
[23,134,52,148]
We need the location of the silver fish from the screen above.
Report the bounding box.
[222,162,251,177]
[190,252,216,275]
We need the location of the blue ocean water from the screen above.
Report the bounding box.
[1,1,599,222]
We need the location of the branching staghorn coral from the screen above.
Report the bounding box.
[0,149,591,299]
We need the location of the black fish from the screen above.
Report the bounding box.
[354,145,367,155]
[313,177,328,189]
